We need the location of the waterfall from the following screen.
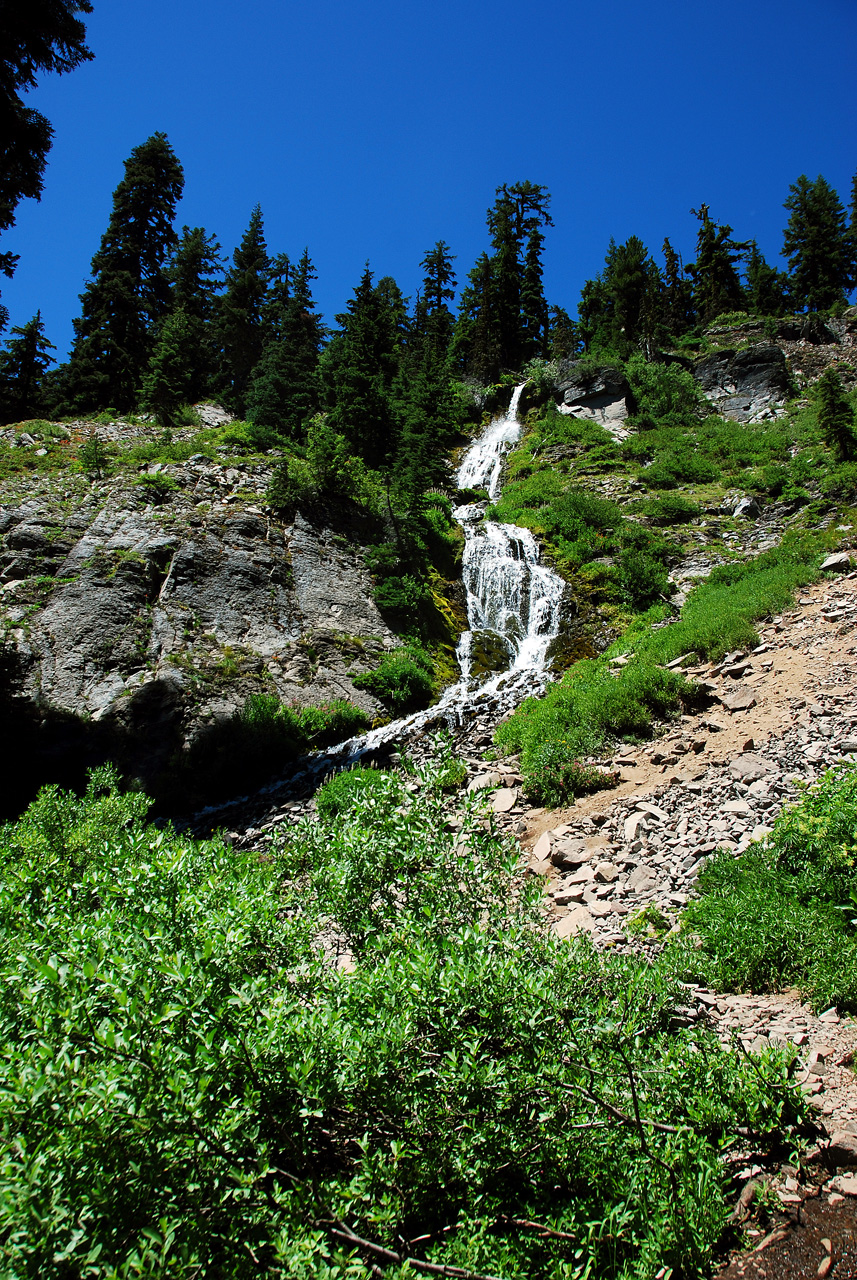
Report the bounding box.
[196,385,569,814]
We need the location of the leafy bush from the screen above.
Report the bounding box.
[523,742,620,806]
[618,549,670,608]
[673,766,857,1011]
[353,644,434,714]
[625,355,705,430]
[0,766,807,1277]
[643,494,701,525]
[315,764,390,819]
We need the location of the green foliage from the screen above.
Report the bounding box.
[673,766,857,1011]
[643,494,701,525]
[78,428,110,478]
[165,693,369,808]
[315,764,390,819]
[215,204,269,416]
[353,643,434,714]
[625,356,704,431]
[500,658,691,797]
[133,472,179,504]
[62,133,185,414]
[816,367,857,462]
[782,173,852,312]
[0,311,56,423]
[523,742,620,807]
[0,765,807,1277]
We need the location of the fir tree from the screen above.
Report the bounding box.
[323,266,404,469]
[167,226,223,401]
[450,252,500,382]
[141,310,197,427]
[0,311,55,422]
[782,174,852,312]
[817,368,857,462]
[413,241,456,359]
[686,205,747,324]
[247,249,323,440]
[547,306,580,360]
[216,205,269,415]
[62,133,184,412]
[745,240,790,316]
[0,0,93,319]
[578,236,661,356]
[661,238,694,337]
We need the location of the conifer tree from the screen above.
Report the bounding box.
[167,226,223,401]
[745,240,790,316]
[216,205,269,415]
[686,205,747,324]
[0,0,93,320]
[817,368,857,462]
[547,306,580,359]
[661,238,695,337]
[450,252,500,381]
[578,237,661,356]
[323,266,403,469]
[0,311,55,422]
[141,310,197,426]
[247,249,323,440]
[62,133,184,412]
[393,243,460,498]
[782,175,852,312]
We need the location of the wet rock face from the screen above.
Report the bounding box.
[692,344,791,422]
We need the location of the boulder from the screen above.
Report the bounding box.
[729,754,777,782]
[553,906,595,938]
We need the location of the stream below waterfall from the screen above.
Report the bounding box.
[197,385,569,817]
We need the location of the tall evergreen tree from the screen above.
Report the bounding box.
[782,175,852,312]
[322,266,404,469]
[817,368,857,462]
[578,236,661,356]
[661,238,695,337]
[166,225,223,401]
[62,133,184,412]
[450,252,500,382]
[0,311,55,422]
[393,243,460,498]
[745,240,790,316]
[547,306,580,359]
[686,204,747,324]
[140,310,197,426]
[0,0,93,320]
[247,249,323,439]
[216,205,269,415]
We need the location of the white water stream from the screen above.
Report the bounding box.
[199,386,569,814]
[306,383,567,766]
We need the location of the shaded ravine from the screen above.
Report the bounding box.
[195,385,567,819]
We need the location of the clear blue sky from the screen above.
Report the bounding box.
[3,0,855,359]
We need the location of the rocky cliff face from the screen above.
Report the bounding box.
[0,422,404,811]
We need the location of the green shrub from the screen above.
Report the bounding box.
[644,494,701,525]
[353,644,434,714]
[523,742,620,806]
[672,766,857,1011]
[0,765,807,1277]
[315,764,390,819]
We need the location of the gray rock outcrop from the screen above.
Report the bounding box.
[692,344,791,422]
[552,360,632,438]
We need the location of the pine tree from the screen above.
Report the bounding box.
[745,240,790,316]
[141,310,197,426]
[661,238,695,337]
[547,306,580,359]
[167,226,223,401]
[578,237,661,356]
[322,266,403,469]
[216,205,269,415]
[817,368,857,462]
[247,249,323,440]
[62,133,184,412]
[450,252,501,381]
[0,0,93,319]
[393,243,460,498]
[0,311,55,422]
[686,205,747,325]
[782,174,852,312]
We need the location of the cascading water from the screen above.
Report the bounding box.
[196,386,568,815]
[453,384,565,678]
